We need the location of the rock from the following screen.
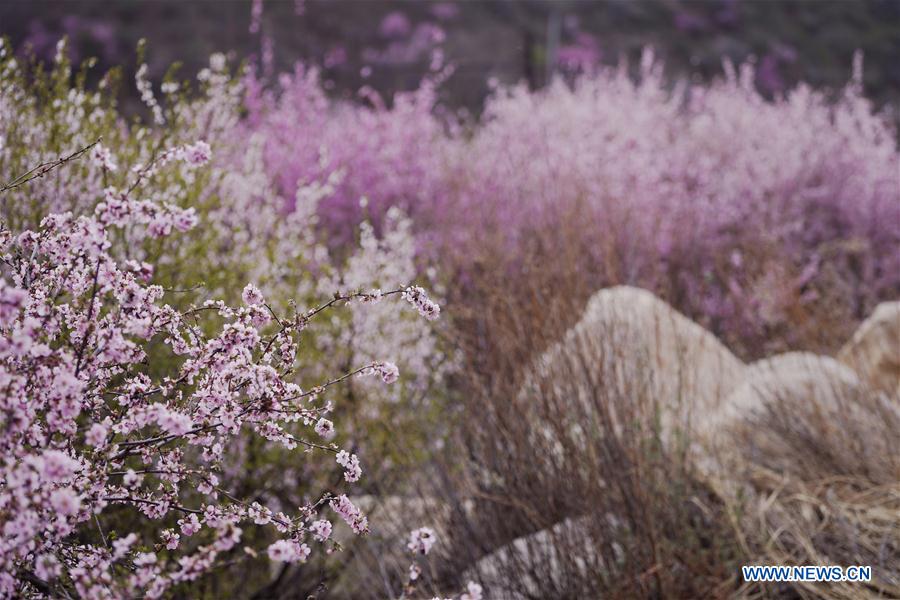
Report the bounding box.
[710,352,862,428]
[522,286,745,443]
[704,351,900,488]
[464,517,600,600]
[838,301,900,397]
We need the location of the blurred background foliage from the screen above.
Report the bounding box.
[2,0,899,114]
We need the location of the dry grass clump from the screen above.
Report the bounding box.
[724,377,900,599]
[737,474,900,600]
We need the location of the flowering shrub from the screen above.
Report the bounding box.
[444,51,900,355]
[0,145,440,596]
[2,34,447,456]
[245,48,899,356]
[0,40,447,597]
[241,64,448,246]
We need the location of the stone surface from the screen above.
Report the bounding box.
[838,301,900,397]
[522,286,745,443]
[711,352,862,427]
[464,517,600,600]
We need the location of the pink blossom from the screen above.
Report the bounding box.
[330,495,368,535]
[158,409,193,436]
[431,2,458,20]
[376,361,400,384]
[49,488,82,516]
[314,418,335,440]
[173,208,198,232]
[0,281,26,326]
[407,527,436,555]
[402,286,441,321]
[85,423,108,447]
[90,143,118,171]
[266,539,310,563]
[249,0,263,34]
[241,283,265,306]
[182,140,212,166]
[34,554,61,580]
[379,11,411,38]
[310,519,332,542]
[461,581,484,600]
[161,529,180,550]
[41,450,80,483]
[123,469,143,489]
[336,450,362,483]
[179,514,202,536]
[248,502,272,525]
[112,533,138,559]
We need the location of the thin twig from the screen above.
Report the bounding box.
[0,138,101,194]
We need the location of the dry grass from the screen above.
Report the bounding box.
[737,474,900,600]
[725,377,900,599]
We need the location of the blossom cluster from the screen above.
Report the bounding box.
[404,285,441,321]
[407,527,437,555]
[0,146,440,597]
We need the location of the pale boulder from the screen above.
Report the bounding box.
[710,351,862,430]
[838,301,900,397]
[464,517,600,600]
[522,286,745,442]
[704,351,900,488]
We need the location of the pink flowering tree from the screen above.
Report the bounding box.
[0,139,440,597]
[1,42,450,570]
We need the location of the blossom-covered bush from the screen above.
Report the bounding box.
[0,39,447,597]
[245,48,899,356]
[241,63,450,247]
[0,143,442,596]
[449,50,899,354]
[1,36,447,447]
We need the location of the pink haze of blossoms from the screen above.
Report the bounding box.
[0,142,440,597]
[244,49,899,352]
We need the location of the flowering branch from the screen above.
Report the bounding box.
[0,138,101,194]
[0,143,442,598]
